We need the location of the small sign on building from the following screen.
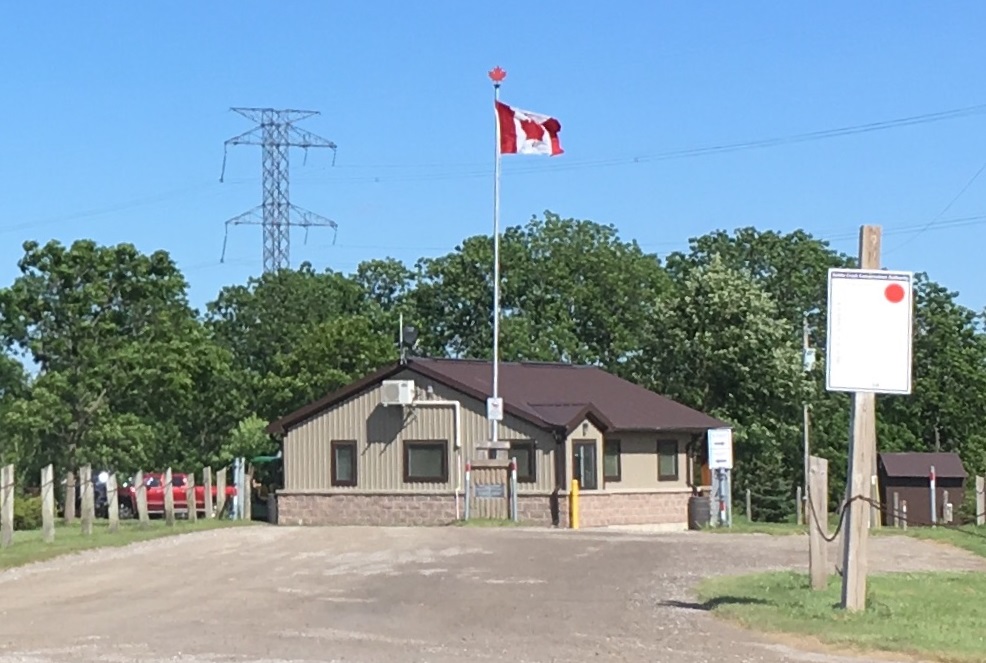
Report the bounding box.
[487,397,504,421]
[708,428,733,470]
[825,268,914,395]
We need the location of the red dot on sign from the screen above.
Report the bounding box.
[884,283,905,303]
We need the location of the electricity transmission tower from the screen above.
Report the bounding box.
[219,107,339,272]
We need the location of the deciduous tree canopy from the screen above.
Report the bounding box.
[1,214,983,521]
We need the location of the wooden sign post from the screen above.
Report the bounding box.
[825,225,914,612]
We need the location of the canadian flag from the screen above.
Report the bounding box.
[495,101,563,156]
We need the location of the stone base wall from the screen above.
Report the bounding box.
[517,493,567,527]
[578,491,690,528]
[276,490,689,528]
[277,492,457,526]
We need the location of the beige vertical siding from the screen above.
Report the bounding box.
[602,432,691,491]
[283,369,557,493]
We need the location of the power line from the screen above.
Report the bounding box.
[288,101,986,183]
[884,159,986,256]
[5,101,985,240]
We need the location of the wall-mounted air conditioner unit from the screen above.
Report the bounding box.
[381,379,415,406]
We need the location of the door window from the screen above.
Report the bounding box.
[572,441,598,490]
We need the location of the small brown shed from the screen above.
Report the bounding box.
[878,452,968,526]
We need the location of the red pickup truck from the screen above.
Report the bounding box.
[119,472,237,519]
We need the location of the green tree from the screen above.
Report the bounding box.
[0,239,236,477]
[354,257,415,314]
[217,414,276,466]
[412,211,670,370]
[636,255,805,520]
[877,275,986,476]
[206,262,398,422]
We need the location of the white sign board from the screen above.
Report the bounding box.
[707,428,733,470]
[826,268,913,395]
[486,397,504,422]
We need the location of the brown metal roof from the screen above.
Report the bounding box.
[878,452,967,479]
[266,357,729,435]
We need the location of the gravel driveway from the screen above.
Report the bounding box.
[0,525,982,663]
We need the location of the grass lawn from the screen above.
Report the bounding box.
[874,524,986,559]
[705,514,841,536]
[697,570,986,663]
[0,519,253,572]
[710,513,986,558]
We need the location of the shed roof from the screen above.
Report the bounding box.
[878,452,967,479]
[266,357,728,436]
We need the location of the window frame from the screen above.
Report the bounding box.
[603,439,622,482]
[657,439,679,482]
[508,440,537,483]
[402,439,449,484]
[330,440,358,487]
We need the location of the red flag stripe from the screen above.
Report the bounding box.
[495,101,518,154]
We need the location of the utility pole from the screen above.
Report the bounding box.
[219,107,339,273]
[840,224,882,612]
[802,311,814,524]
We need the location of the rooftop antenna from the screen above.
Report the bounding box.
[398,312,418,364]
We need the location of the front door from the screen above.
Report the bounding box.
[572,441,598,490]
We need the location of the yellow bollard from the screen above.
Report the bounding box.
[570,478,580,529]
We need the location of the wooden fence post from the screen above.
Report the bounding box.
[869,475,881,529]
[796,486,803,526]
[164,467,175,526]
[80,464,94,536]
[892,491,900,528]
[901,499,908,531]
[107,472,119,533]
[186,471,197,523]
[135,470,149,526]
[745,488,752,522]
[977,476,985,527]
[809,456,829,590]
[64,471,76,524]
[0,464,14,549]
[203,466,214,519]
[216,467,227,518]
[41,464,55,543]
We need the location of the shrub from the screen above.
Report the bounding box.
[13,494,43,530]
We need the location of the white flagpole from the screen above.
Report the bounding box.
[489,66,505,457]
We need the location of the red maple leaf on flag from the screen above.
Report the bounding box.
[520,118,545,141]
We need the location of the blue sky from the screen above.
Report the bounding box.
[3,2,986,313]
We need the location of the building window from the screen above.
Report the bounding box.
[658,440,679,481]
[603,439,621,482]
[572,441,598,490]
[403,440,448,483]
[331,440,357,487]
[508,440,536,483]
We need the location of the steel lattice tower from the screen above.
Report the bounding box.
[219,107,338,272]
